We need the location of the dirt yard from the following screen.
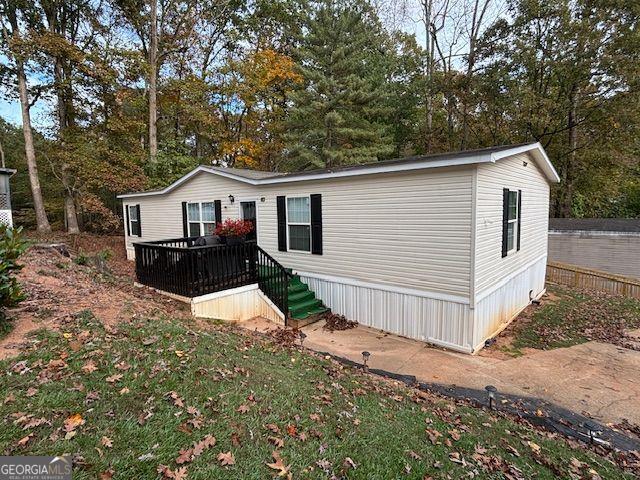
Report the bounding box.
[0,234,190,359]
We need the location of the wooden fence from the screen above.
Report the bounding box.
[546,261,640,299]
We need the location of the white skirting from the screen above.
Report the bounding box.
[126,247,135,260]
[191,284,285,324]
[297,272,474,353]
[298,257,547,354]
[472,255,547,350]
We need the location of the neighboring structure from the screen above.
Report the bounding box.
[119,142,559,353]
[0,168,16,228]
[549,218,640,279]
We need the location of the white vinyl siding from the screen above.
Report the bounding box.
[124,166,474,298]
[474,152,550,296]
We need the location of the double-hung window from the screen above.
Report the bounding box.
[128,205,141,237]
[287,196,311,252]
[187,202,216,236]
[506,190,519,253]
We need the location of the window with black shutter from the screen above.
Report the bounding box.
[502,189,520,257]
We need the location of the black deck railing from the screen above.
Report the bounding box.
[133,239,291,316]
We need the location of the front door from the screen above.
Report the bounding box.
[240,201,257,242]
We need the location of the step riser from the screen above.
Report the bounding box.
[286,274,329,322]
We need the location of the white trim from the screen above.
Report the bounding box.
[191,283,258,303]
[285,195,312,253]
[475,253,548,302]
[127,204,140,237]
[186,201,217,236]
[117,143,559,199]
[294,270,470,305]
[506,189,519,255]
[492,142,560,183]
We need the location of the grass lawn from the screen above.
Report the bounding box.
[0,311,635,479]
[511,285,640,350]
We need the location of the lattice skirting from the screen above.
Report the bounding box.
[0,209,13,228]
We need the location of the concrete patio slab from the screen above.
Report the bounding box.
[239,317,640,425]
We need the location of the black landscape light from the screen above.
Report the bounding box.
[485,385,498,410]
[362,351,370,369]
[299,331,307,346]
[584,421,601,444]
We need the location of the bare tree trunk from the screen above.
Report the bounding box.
[0,136,5,168]
[461,0,491,149]
[64,187,80,234]
[423,0,433,153]
[148,0,158,164]
[16,61,51,232]
[562,87,578,217]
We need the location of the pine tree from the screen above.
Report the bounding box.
[284,0,394,170]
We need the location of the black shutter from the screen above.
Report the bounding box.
[214,200,222,225]
[501,188,509,258]
[125,205,131,236]
[135,204,142,237]
[310,194,323,255]
[516,190,522,251]
[182,202,189,237]
[277,196,287,251]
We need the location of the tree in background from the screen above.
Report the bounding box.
[0,0,51,232]
[475,0,640,216]
[0,0,638,227]
[284,0,395,170]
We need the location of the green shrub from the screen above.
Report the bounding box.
[0,226,28,316]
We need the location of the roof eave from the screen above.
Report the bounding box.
[491,142,560,183]
[117,142,559,200]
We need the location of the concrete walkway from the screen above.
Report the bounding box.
[240,318,640,426]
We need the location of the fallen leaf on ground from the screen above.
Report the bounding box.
[267,450,290,477]
[64,413,85,432]
[217,451,235,466]
[101,436,113,448]
[105,373,123,383]
[99,469,114,480]
[17,433,33,446]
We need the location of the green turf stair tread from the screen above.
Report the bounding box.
[289,297,322,312]
[282,273,331,321]
[289,290,314,302]
[287,282,307,294]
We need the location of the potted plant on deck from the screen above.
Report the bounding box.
[215,218,254,245]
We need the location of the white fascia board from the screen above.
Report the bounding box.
[258,154,493,184]
[117,142,559,199]
[117,165,260,199]
[491,142,560,183]
[116,155,493,198]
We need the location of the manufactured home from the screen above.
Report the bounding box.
[118,142,560,353]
